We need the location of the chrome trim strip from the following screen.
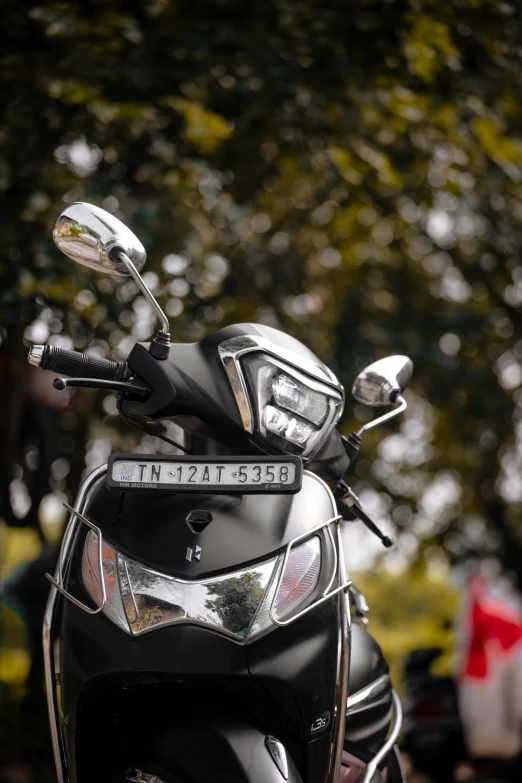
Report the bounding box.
[115,553,278,639]
[346,674,390,715]
[122,559,140,623]
[43,464,108,783]
[360,689,403,783]
[302,470,353,783]
[218,335,341,388]
[220,347,254,432]
[327,522,351,782]
[217,335,344,447]
[28,344,45,367]
[115,553,276,588]
[323,524,338,598]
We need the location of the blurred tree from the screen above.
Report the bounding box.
[354,563,459,691]
[0,0,522,586]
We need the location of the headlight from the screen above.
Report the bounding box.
[81,531,322,640]
[219,337,344,459]
[242,354,343,457]
[272,374,328,426]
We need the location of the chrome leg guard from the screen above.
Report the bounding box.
[327,525,352,783]
[360,690,403,783]
[43,464,107,783]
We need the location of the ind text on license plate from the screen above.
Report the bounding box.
[106,454,302,494]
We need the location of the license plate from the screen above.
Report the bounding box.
[106,454,302,494]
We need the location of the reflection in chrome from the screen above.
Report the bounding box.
[265,736,289,780]
[346,674,390,716]
[125,768,166,783]
[352,355,413,407]
[118,554,277,638]
[349,584,369,622]
[360,690,403,783]
[53,201,147,276]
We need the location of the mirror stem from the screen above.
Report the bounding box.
[117,251,171,359]
[355,395,407,438]
[118,251,170,335]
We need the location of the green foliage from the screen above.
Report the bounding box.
[1,0,522,578]
[354,565,459,691]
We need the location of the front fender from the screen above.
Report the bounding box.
[129,719,304,783]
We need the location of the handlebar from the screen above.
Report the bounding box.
[28,345,127,382]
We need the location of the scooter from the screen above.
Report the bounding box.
[401,647,465,783]
[29,202,411,783]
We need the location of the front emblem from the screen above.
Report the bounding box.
[186,545,202,562]
[311,711,331,734]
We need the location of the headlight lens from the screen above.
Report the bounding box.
[243,355,343,458]
[272,374,329,426]
[82,531,322,640]
[265,405,315,447]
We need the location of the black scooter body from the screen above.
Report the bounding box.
[57,471,393,783]
[121,327,350,490]
[345,624,393,762]
[59,471,338,782]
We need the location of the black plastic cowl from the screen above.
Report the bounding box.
[120,343,177,418]
[307,430,351,491]
[341,432,361,463]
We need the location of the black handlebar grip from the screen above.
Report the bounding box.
[28,345,126,382]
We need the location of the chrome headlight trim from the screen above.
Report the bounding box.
[116,551,278,639]
[81,520,343,641]
[218,335,344,457]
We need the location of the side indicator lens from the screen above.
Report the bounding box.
[82,530,129,632]
[273,536,321,621]
[247,536,321,638]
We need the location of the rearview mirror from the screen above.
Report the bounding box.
[352,355,413,406]
[53,202,146,276]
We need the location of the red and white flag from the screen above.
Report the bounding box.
[457,575,522,758]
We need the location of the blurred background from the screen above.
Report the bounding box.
[2,0,522,780]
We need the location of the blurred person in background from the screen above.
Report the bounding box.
[456,576,522,782]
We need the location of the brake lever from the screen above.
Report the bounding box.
[53,377,150,397]
[336,483,394,548]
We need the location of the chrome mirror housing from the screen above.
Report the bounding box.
[53,202,146,276]
[352,356,413,407]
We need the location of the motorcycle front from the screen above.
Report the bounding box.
[27,203,412,783]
